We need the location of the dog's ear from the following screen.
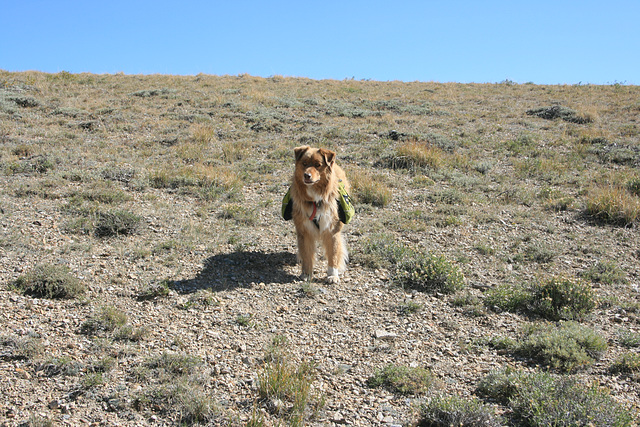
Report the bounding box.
[294,146,310,162]
[320,148,336,168]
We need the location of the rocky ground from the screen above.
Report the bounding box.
[1,72,639,425]
[2,178,639,426]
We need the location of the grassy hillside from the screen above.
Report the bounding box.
[1,71,639,425]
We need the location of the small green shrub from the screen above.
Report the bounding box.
[175,383,217,425]
[71,185,131,205]
[427,188,464,205]
[89,356,117,374]
[597,146,639,166]
[507,132,537,154]
[474,161,493,175]
[515,321,607,372]
[82,372,105,389]
[264,335,289,363]
[473,242,495,256]
[8,95,40,108]
[148,169,198,189]
[5,155,55,175]
[39,356,84,377]
[477,369,634,426]
[487,335,518,352]
[485,276,596,321]
[146,351,202,376]
[484,283,531,313]
[538,188,575,211]
[394,252,465,294]
[416,394,503,427]
[476,368,521,404]
[13,264,85,299]
[147,164,242,201]
[0,334,43,360]
[219,204,257,225]
[524,242,556,263]
[357,233,411,269]
[299,281,318,297]
[619,329,640,347]
[11,144,35,157]
[94,209,141,237]
[398,300,423,315]
[112,324,148,342]
[137,280,171,300]
[450,292,487,317]
[177,289,219,309]
[529,276,597,321]
[236,314,255,327]
[610,352,640,374]
[133,352,216,424]
[23,415,54,427]
[101,166,136,183]
[582,260,627,285]
[129,88,174,97]
[526,105,594,124]
[80,306,127,335]
[367,364,437,395]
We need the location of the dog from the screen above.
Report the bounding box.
[287,145,351,283]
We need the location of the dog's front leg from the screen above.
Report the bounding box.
[297,231,315,280]
[323,231,345,284]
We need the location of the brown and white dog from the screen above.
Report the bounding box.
[290,145,349,283]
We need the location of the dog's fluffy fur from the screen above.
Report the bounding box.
[290,145,349,283]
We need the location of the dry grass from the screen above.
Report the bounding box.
[349,166,392,207]
[393,140,447,170]
[586,185,640,226]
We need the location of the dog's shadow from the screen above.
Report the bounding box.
[172,250,298,294]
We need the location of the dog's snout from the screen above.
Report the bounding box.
[304,172,312,180]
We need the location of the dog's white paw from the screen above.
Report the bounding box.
[326,267,340,284]
[326,274,340,284]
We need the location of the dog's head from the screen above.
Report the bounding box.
[294,145,336,185]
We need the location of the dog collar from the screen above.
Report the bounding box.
[309,201,322,221]
[309,202,317,221]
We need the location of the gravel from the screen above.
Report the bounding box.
[2,178,639,426]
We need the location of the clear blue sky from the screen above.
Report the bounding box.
[2,1,638,84]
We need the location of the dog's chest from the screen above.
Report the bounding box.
[304,201,333,232]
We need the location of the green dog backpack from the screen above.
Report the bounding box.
[336,181,354,224]
[281,181,354,224]
[281,188,293,220]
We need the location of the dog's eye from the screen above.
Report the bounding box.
[315,163,322,168]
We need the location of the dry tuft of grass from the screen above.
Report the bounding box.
[349,167,392,207]
[585,185,640,226]
[256,335,324,426]
[392,140,446,170]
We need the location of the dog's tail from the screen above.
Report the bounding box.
[338,234,348,272]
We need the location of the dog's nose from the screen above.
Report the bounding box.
[304,172,312,180]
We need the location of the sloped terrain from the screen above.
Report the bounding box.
[1,71,639,425]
